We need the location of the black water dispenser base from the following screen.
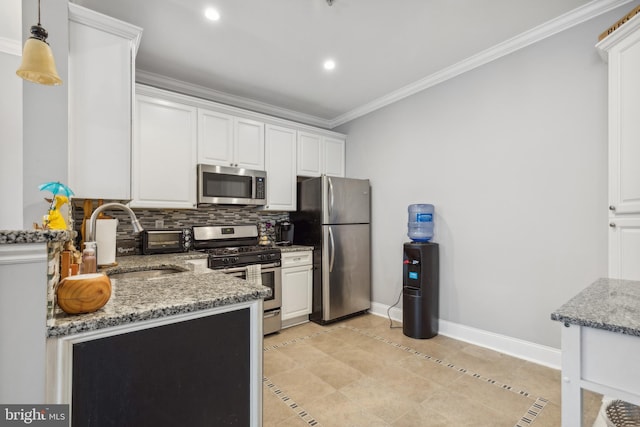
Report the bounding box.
[402,242,439,339]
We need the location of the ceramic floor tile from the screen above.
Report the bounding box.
[304,356,364,390]
[261,314,585,427]
[339,376,422,423]
[304,391,389,427]
[263,388,297,425]
[268,366,336,407]
[444,374,533,420]
[419,387,521,426]
[263,348,300,377]
[394,353,465,387]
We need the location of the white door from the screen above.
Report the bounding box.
[235,118,265,170]
[197,109,234,167]
[324,137,346,177]
[297,132,322,177]
[281,265,313,320]
[264,125,296,211]
[609,218,640,280]
[68,5,140,200]
[132,95,197,209]
[608,32,640,215]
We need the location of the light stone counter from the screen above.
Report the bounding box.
[0,229,73,244]
[47,253,270,338]
[551,278,640,426]
[551,277,640,337]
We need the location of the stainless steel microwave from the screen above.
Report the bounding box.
[197,164,267,206]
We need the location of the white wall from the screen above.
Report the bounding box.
[0,0,23,229]
[335,6,636,349]
[22,0,69,227]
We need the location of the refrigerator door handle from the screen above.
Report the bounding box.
[329,226,335,272]
[328,177,334,219]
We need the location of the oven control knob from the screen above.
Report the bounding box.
[231,256,239,264]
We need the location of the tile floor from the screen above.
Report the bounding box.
[263,314,602,426]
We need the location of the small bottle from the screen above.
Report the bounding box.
[82,242,97,274]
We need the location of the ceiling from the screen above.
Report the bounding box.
[70,0,630,128]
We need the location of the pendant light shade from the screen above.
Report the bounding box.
[16,1,62,86]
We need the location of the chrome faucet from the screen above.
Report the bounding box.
[86,202,144,244]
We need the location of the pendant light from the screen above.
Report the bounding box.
[16,0,62,86]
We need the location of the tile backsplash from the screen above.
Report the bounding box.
[72,201,288,255]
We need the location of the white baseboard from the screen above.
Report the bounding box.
[368,302,561,370]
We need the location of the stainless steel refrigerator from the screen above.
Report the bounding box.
[291,176,371,324]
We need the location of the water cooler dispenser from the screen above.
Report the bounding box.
[403,242,439,339]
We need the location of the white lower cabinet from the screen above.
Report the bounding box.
[281,251,313,328]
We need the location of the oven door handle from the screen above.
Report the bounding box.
[219,263,280,274]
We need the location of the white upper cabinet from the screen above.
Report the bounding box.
[264,125,297,211]
[297,132,322,177]
[198,110,265,170]
[131,94,197,209]
[597,15,640,280]
[67,4,142,200]
[297,132,345,178]
[197,109,234,166]
[323,136,346,177]
[598,16,640,215]
[235,118,265,170]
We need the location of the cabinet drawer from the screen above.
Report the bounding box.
[281,251,312,267]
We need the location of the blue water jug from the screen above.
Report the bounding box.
[408,204,434,242]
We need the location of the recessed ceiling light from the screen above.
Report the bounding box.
[323,59,336,71]
[205,7,220,21]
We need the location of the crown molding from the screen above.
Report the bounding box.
[0,37,21,56]
[135,69,334,129]
[135,0,633,129]
[68,3,143,53]
[329,0,634,128]
[596,10,640,59]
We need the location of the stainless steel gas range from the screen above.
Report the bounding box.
[192,224,282,335]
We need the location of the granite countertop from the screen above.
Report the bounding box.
[0,229,74,244]
[551,277,640,337]
[47,252,271,338]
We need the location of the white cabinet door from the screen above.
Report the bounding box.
[297,133,346,178]
[235,118,265,170]
[609,218,640,280]
[197,109,234,166]
[605,31,640,215]
[297,132,322,177]
[598,17,640,280]
[324,136,346,177]
[281,265,313,321]
[197,111,264,170]
[68,4,142,200]
[264,125,297,211]
[131,95,197,209]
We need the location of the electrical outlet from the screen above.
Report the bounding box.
[155,219,164,228]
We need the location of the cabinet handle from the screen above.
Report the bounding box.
[609,222,616,228]
[609,205,616,211]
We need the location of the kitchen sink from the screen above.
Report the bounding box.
[107,267,186,280]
